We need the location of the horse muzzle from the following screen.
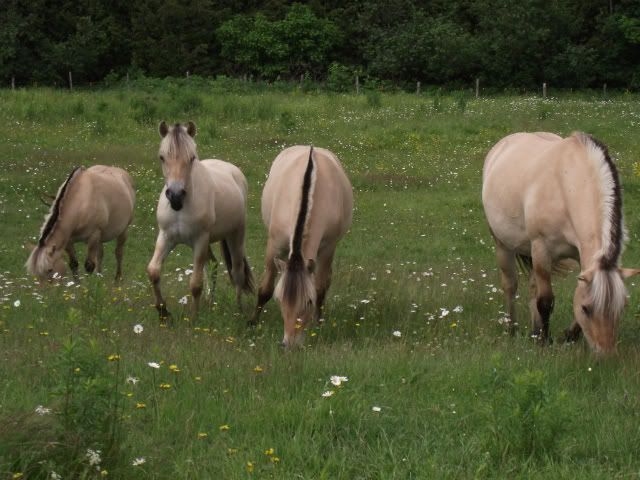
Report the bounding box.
[166,187,186,211]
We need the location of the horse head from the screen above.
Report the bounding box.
[158,121,198,211]
[573,266,640,354]
[274,255,316,348]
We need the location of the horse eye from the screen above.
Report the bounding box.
[190,156,196,163]
[582,305,592,317]
[159,155,165,162]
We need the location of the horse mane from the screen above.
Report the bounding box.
[38,166,83,246]
[574,132,627,318]
[275,146,317,310]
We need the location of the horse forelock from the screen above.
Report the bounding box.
[38,166,83,247]
[162,123,197,161]
[25,244,53,277]
[575,132,624,270]
[591,268,627,321]
[274,255,316,314]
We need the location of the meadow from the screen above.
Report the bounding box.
[1,80,640,479]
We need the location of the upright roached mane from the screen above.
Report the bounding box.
[275,146,317,311]
[578,132,626,322]
[37,166,83,247]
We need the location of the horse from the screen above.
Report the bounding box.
[147,121,253,320]
[26,165,135,280]
[251,146,353,348]
[482,131,639,354]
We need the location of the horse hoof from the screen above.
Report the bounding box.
[84,260,95,273]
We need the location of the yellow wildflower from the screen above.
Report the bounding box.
[159,383,171,389]
[246,461,254,473]
[135,402,146,409]
[197,432,208,439]
[12,473,23,479]
[227,448,238,455]
[253,365,263,373]
[194,376,202,382]
[264,447,275,456]
[107,354,120,362]
[100,470,108,477]
[169,364,180,373]
[219,424,230,431]
[270,456,280,463]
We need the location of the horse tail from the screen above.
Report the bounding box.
[221,239,234,284]
[277,146,317,308]
[221,239,255,294]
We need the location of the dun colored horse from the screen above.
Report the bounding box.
[251,146,353,347]
[147,121,253,320]
[482,132,639,354]
[26,165,135,280]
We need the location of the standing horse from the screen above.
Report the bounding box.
[482,132,639,354]
[26,165,135,280]
[251,146,353,347]
[147,121,253,320]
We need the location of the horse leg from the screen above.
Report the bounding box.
[314,245,336,322]
[250,239,279,326]
[224,229,254,307]
[65,243,79,279]
[85,232,102,274]
[189,235,210,320]
[495,242,518,335]
[207,246,218,303]
[528,271,543,337]
[531,240,554,343]
[114,230,128,281]
[147,231,174,320]
[96,243,104,274]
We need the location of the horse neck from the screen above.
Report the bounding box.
[566,174,613,272]
[41,222,70,252]
[186,160,212,204]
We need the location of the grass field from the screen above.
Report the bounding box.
[1,82,640,479]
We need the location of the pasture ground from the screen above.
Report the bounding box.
[1,83,640,479]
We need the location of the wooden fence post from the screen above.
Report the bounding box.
[416,81,421,94]
[300,73,304,83]
[355,75,359,94]
[603,83,607,98]
[68,71,73,90]
[11,76,15,90]
[475,78,480,98]
[542,82,547,98]
[186,71,190,78]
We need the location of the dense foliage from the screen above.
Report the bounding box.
[1,0,639,89]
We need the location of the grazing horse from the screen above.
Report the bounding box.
[251,146,353,347]
[147,121,253,320]
[26,165,135,280]
[482,132,639,354]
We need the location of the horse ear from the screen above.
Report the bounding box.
[186,121,197,137]
[307,259,316,274]
[621,268,640,279]
[577,269,594,284]
[159,121,169,138]
[274,258,286,274]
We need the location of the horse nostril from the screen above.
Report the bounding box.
[165,189,171,199]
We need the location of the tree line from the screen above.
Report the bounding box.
[1,0,639,90]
